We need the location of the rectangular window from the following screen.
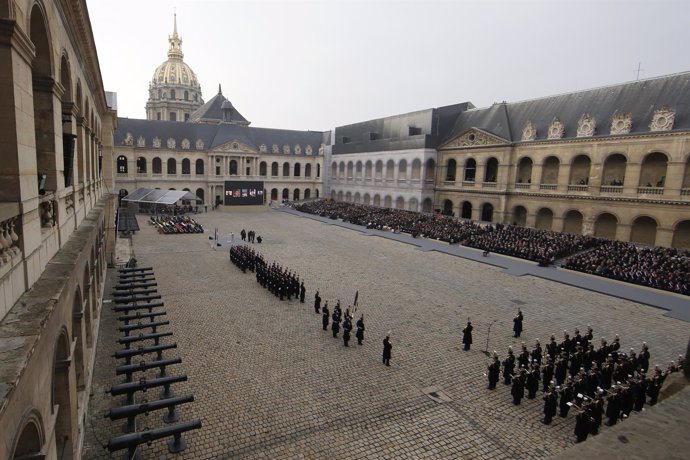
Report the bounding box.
[169,112,177,122]
[246,167,250,175]
[184,113,190,121]
[409,127,422,136]
[157,112,161,120]
[368,132,378,141]
[342,136,351,144]
[216,166,220,176]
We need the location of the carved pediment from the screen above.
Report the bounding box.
[212,140,257,153]
[441,128,508,149]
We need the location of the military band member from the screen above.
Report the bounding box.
[314,290,322,314]
[356,314,365,345]
[513,309,523,338]
[559,378,574,417]
[542,384,558,425]
[487,353,500,390]
[531,339,542,366]
[331,308,341,338]
[542,357,554,392]
[343,316,352,347]
[527,361,540,399]
[322,301,330,331]
[300,281,306,303]
[503,347,515,385]
[511,368,526,405]
[546,335,558,361]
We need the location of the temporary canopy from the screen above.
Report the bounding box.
[122,188,201,205]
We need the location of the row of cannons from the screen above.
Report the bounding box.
[104,266,201,459]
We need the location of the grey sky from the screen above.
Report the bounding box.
[88,0,690,131]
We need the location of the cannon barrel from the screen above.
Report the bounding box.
[113,302,165,314]
[119,332,173,346]
[118,311,167,323]
[114,282,158,290]
[113,288,158,297]
[116,357,182,376]
[108,374,187,396]
[118,266,154,273]
[114,294,162,304]
[105,394,194,420]
[106,419,201,453]
[119,320,170,334]
[113,343,176,360]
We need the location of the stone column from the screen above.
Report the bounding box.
[655,226,674,248]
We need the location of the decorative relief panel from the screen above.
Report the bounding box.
[446,129,506,148]
[576,114,596,137]
[283,144,290,154]
[196,139,204,150]
[181,139,190,149]
[137,136,146,147]
[610,112,632,135]
[259,144,268,153]
[649,106,675,132]
[153,137,161,148]
[521,122,537,141]
[305,145,313,155]
[167,138,176,149]
[123,132,133,145]
[294,145,302,155]
[272,144,280,154]
[547,118,565,139]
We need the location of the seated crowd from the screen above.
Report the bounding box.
[563,242,690,295]
[292,200,689,295]
[149,215,204,234]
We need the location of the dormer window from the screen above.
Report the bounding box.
[342,136,351,144]
[409,126,422,136]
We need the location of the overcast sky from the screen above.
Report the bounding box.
[88,0,690,131]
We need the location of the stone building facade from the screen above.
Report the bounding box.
[0,0,116,459]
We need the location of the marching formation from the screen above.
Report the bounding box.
[150,215,204,234]
[484,325,685,443]
[229,245,305,302]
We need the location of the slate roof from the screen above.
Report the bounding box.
[187,89,250,125]
[443,71,690,144]
[114,117,327,154]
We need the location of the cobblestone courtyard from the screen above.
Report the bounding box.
[83,208,689,459]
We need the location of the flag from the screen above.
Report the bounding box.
[354,290,359,307]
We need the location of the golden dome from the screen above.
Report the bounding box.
[150,14,201,91]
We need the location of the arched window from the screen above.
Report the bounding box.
[184,90,189,100]
[569,155,591,185]
[283,162,290,176]
[260,161,267,176]
[152,157,162,174]
[461,201,472,219]
[602,154,627,186]
[304,189,311,199]
[136,157,147,173]
[271,188,278,201]
[386,160,395,179]
[293,188,300,200]
[443,199,454,215]
[563,210,584,235]
[464,159,476,181]
[639,152,668,187]
[541,157,560,184]
[181,158,190,175]
[271,162,279,176]
[167,158,176,174]
[445,159,456,181]
[117,155,128,174]
[594,213,618,239]
[282,188,289,200]
[484,158,498,182]
[305,164,312,177]
[229,160,238,175]
[516,157,533,184]
[316,164,321,177]
[170,89,176,100]
[294,163,301,177]
[195,159,204,175]
[631,216,657,245]
[196,188,205,204]
[481,203,494,222]
[513,205,528,226]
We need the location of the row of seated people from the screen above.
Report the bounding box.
[292,200,689,295]
[149,215,204,234]
[563,241,690,295]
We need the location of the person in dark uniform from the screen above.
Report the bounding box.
[511,369,525,405]
[590,392,604,435]
[543,384,558,424]
[356,314,365,345]
[503,347,515,385]
[462,321,473,351]
[240,229,246,241]
[527,361,540,399]
[542,357,555,392]
[314,290,321,314]
[531,339,542,366]
[322,301,329,331]
[382,335,392,366]
[299,281,306,303]
[331,308,341,338]
[513,309,523,338]
[342,316,352,347]
[487,353,500,390]
[605,385,621,426]
[574,404,591,443]
[559,378,574,417]
[518,343,530,369]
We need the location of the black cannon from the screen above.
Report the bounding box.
[112,288,158,297]
[107,374,187,404]
[118,266,154,273]
[114,282,158,290]
[113,302,165,314]
[105,394,194,432]
[119,320,170,336]
[106,419,202,458]
[113,342,177,364]
[119,273,156,280]
[114,294,162,304]
[116,357,182,382]
[118,311,167,325]
[118,331,173,349]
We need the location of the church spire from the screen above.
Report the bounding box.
[167,13,184,60]
[218,83,222,95]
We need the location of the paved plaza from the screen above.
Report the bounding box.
[83,208,689,459]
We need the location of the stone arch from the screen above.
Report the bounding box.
[408,197,418,211]
[305,163,312,177]
[461,201,472,219]
[345,191,352,202]
[443,199,454,215]
[630,216,658,245]
[541,156,560,184]
[294,162,301,177]
[395,196,405,209]
[373,194,381,207]
[563,210,584,235]
[535,208,553,230]
[672,220,690,250]
[594,212,618,239]
[411,158,422,180]
[271,188,278,201]
[425,158,436,181]
[363,193,371,205]
[484,158,498,182]
[293,188,300,200]
[116,155,127,174]
[639,152,668,187]
[283,162,290,177]
[315,188,320,198]
[513,205,527,226]
[152,157,162,174]
[365,160,373,179]
[282,188,290,200]
[383,195,392,208]
[259,161,267,176]
[354,161,362,179]
[338,161,345,178]
[602,153,627,186]
[516,157,533,184]
[331,161,337,179]
[385,159,395,179]
[304,188,311,199]
[229,159,238,175]
[398,159,407,179]
[464,158,476,181]
[11,410,45,459]
[481,203,494,222]
[354,192,361,203]
[136,156,146,173]
[196,188,205,204]
[181,158,190,174]
[569,154,591,185]
[316,164,321,178]
[375,160,384,179]
[422,197,433,213]
[445,158,457,181]
[337,190,343,201]
[53,327,73,460]
[346,161,354,178]
[167,158,176,174]
[271,162,279,176]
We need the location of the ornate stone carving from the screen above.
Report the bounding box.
[153,137,161,148]
[305,145,313,155]
[448,130,504,147]
[181,138,190,149]
[259,144,267,153]
[0,217,19,263]
[319,144,325,155]
[547,118,565,139]
[576,114,596,137]
[649,106,675,131]
[40,201,56,228]
[272,144,279,154]
[167,138,176,149]
[283,144,290,155]
[294,145,302,155]
[196,139,204,150]
[610,112,632,135]
[65,193,74,214]
[123,132,133,145]
[137,136,146,147]
[521,122,537,141]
